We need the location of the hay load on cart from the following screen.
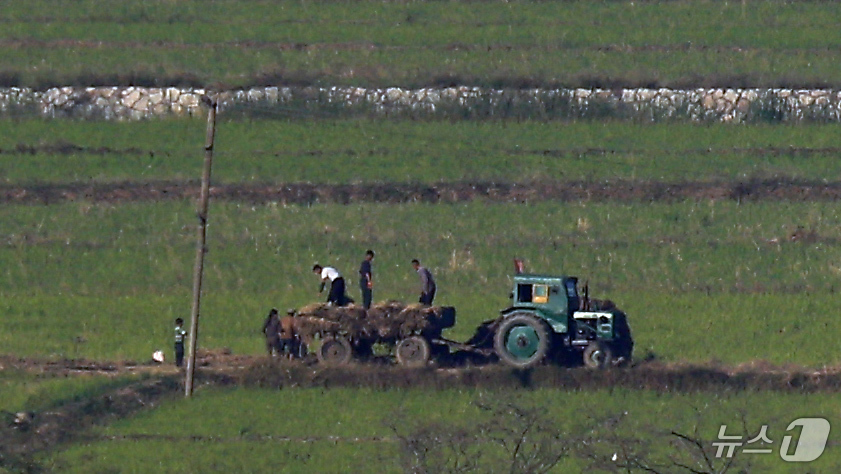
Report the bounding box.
[295,301,456,367]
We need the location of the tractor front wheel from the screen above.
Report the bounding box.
[493,313,550,369]
[317,335,353,366]
[583,342,613,369]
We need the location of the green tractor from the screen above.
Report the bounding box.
[488,273,633,369]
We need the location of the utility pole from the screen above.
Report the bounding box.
[185,94,217,398]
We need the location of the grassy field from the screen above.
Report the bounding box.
[3,0,841,88]
[2,198,841,366]
[4,117,841,473]
[3,119,841,185]
[4,2,841,471]
[0,370,145,415]
[38,387,841,472]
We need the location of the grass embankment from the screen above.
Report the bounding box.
[41,387,841,472]
[2,200,840,365]
[2,0,841,87]
[2,120,841,185]
[0,371,144,415]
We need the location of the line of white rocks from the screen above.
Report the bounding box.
[1,85,839,122]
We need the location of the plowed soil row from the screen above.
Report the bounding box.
[6,144,839,158]
[0,38,837,55]
[4,179,841,205]
[237,359,841,394]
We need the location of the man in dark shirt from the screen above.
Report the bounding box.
[262,308,281,356]
[412,259,436,306]
[358,250,375,309]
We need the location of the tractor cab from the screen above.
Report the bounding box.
[508,274,580,332]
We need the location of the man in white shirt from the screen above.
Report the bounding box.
[313,264,349,306]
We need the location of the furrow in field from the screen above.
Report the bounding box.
[2,179,841,204]
[0,38,837,55]
[5,144,841,158]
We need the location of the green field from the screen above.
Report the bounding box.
[4,115,841,471]
[4,1,841,472]
[39,387,841,472]
[3,0,841,88]
[2,119,841,185]
[0,370,145,415]
[2,198,841,366]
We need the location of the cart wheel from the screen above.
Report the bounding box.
[395,336,431,368]
[317,335,352,366]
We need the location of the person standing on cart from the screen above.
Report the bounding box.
[412,259,436,306]
[313,264,349,306]
[358,250,375,309]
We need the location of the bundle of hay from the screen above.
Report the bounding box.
[296,303,370,338]
[395,303,432,337]
[295,316,341,340]
[296,300,450,340]
[297,302,334,319]
[332,304,370,337]
[366,300,408,339]
[366,302,446,339]
[369,300,406,316]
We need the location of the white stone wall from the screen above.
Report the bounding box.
[1,85,839,122]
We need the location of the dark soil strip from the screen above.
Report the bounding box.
[0,143,151,156]
[0,355,145,374]
[234,360,841,394]
[1,38,838,55]
[518,146,841,158]
[4,179,841,205]
[6,143,839,159]
[89,433,396,443]
[234,146,841,159]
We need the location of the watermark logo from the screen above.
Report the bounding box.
[714,417,830,462]
[780,418,831,462]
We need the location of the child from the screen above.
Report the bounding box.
[174,318,187,367]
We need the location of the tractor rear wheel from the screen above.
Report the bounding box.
[583,342,613,369]
[395,336,431,368]
[317,335,353,366]
[493,313,550,369]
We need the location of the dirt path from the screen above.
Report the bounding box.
[4,179,841,205]
[0,351,256,377]
[4,353,841,393]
